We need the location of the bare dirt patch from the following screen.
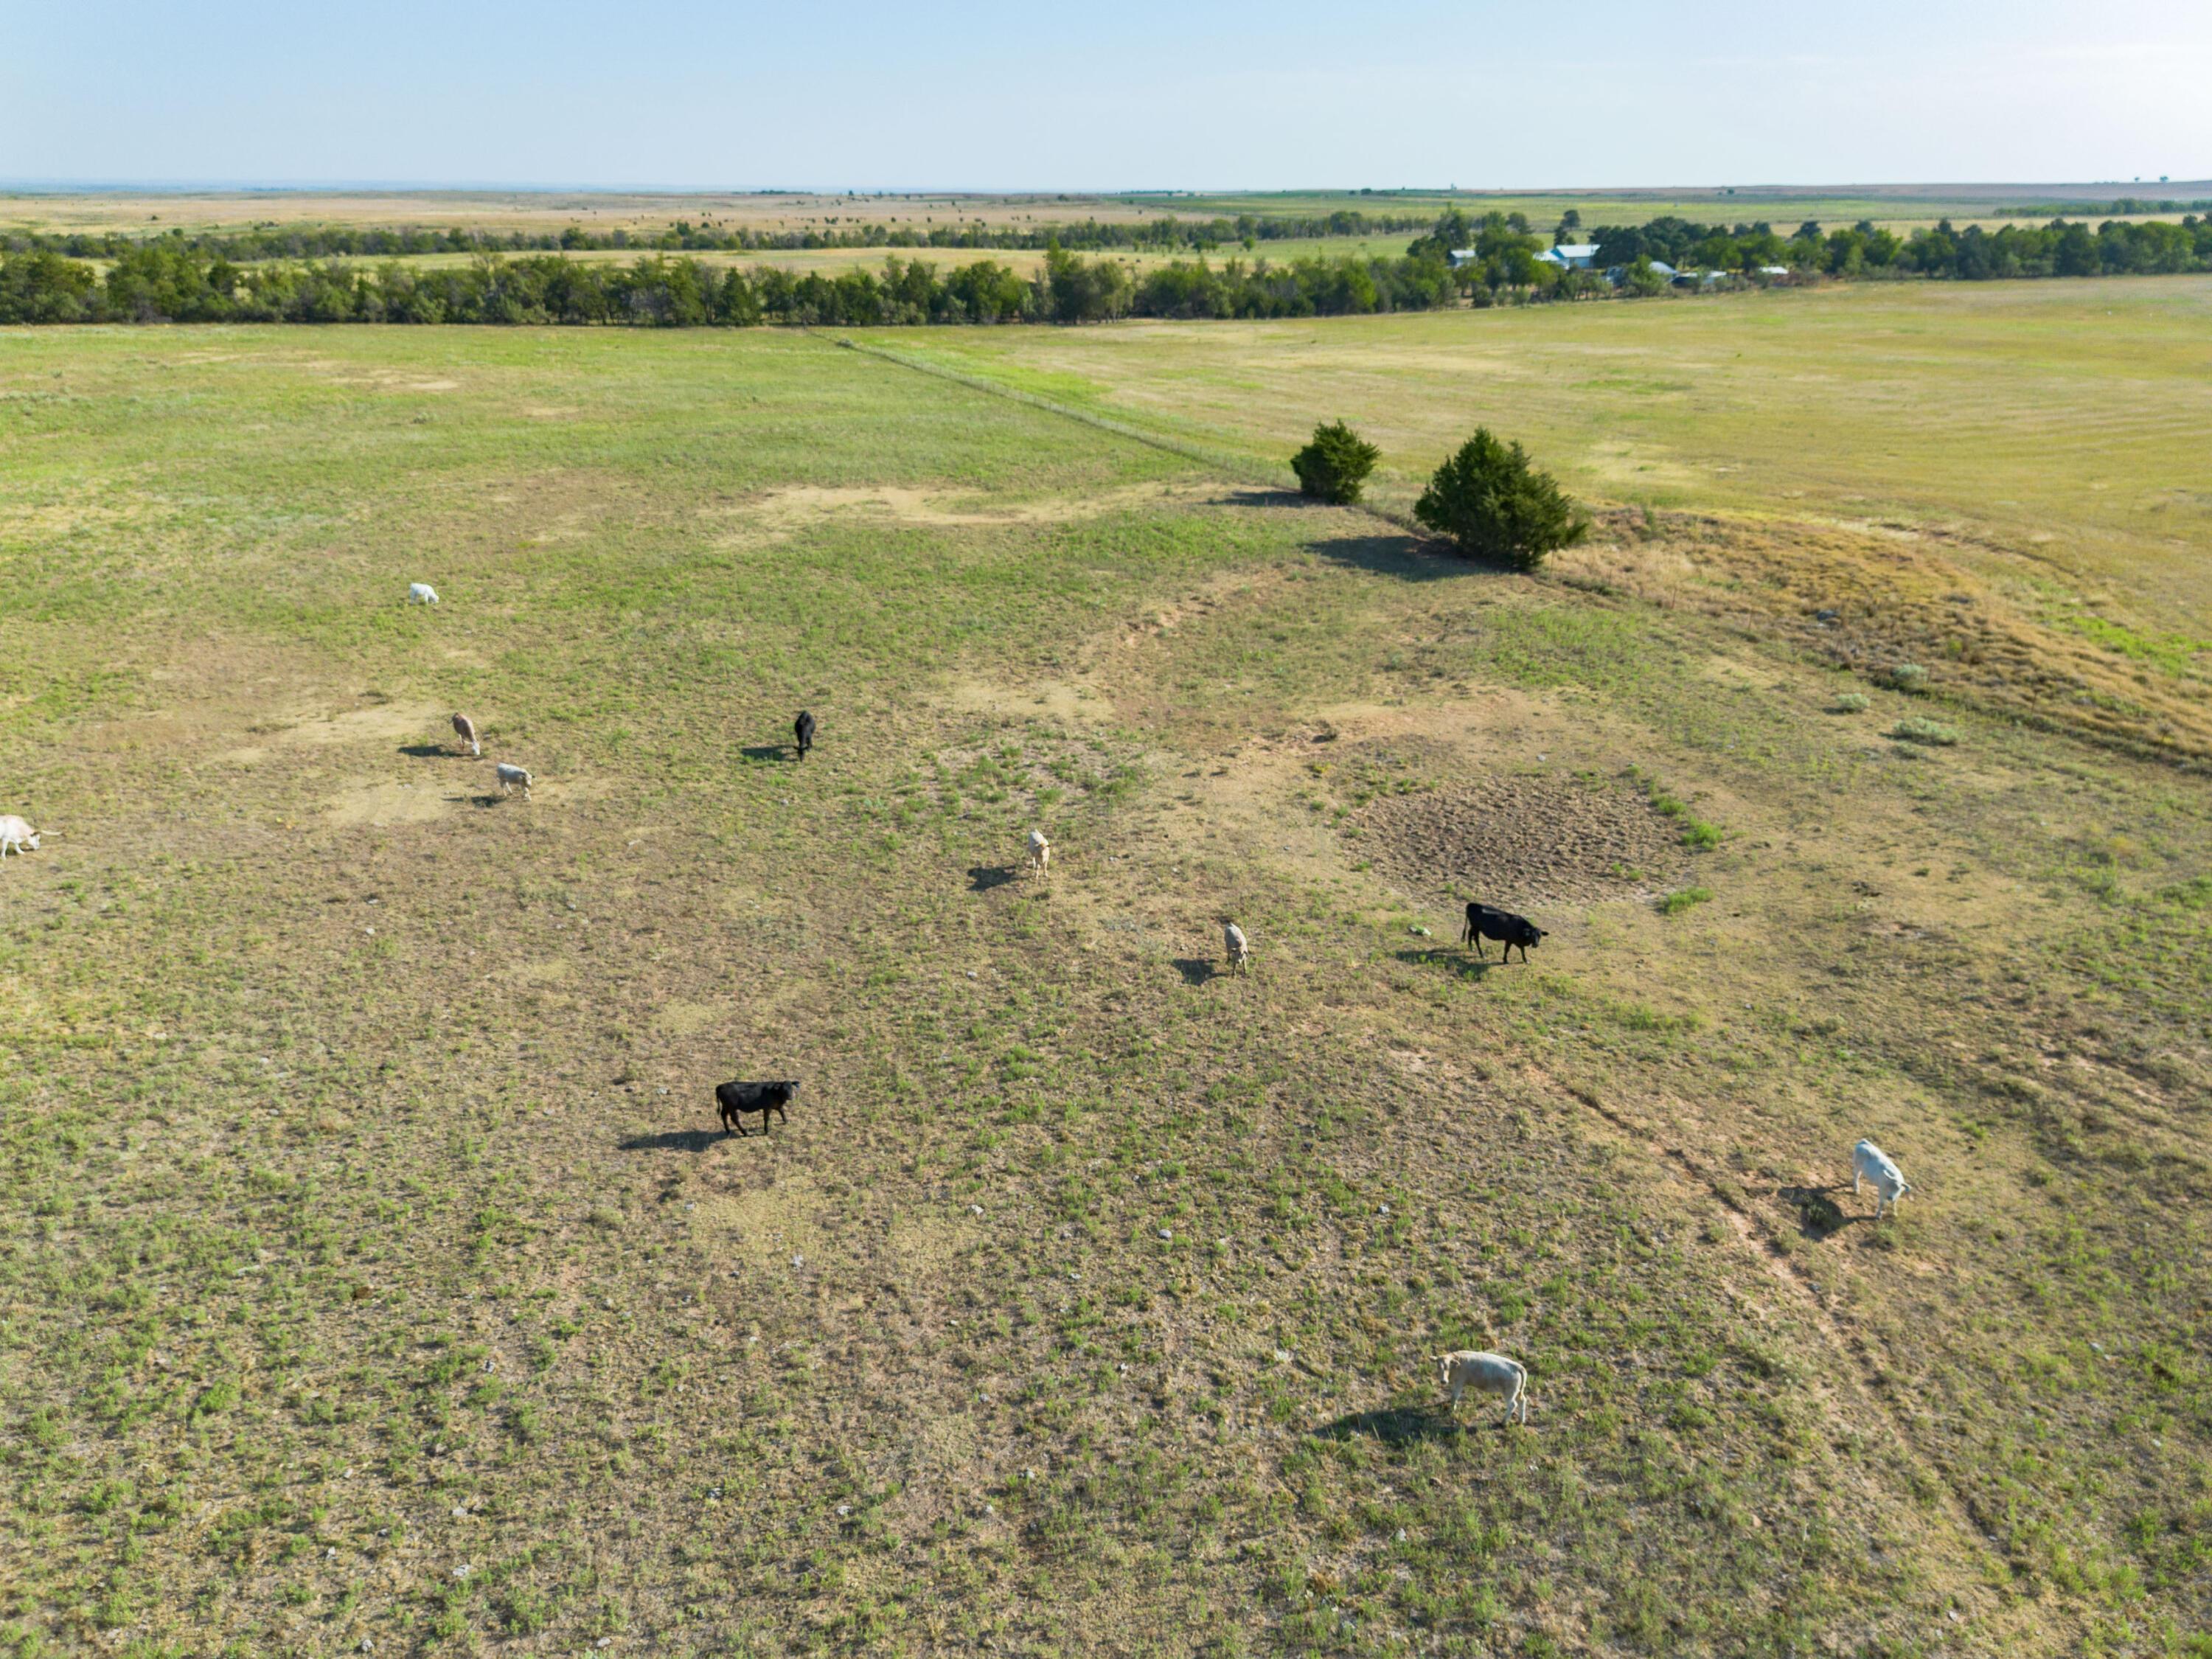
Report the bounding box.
[323,781,461,826]
[1357,772,1688,905]
[944,677,1115,725]
[268,700,447,750]
[709,479,1225,546]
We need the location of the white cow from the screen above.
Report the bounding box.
[0,815,41,858]
[1436,1350,1528,1425]
[1223,921,1251,973]
[451,713,480,757]
[1026,829,1050,878]
[495,762,532,799]
[1853,1138,1912,1219]
[408,582,440,605]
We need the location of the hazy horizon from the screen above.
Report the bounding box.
[5,178,2208,200]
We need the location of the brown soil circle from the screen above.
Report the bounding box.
[1357,773,1690,906]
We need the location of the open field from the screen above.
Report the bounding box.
[0,192,1110,241]
[855,278,2212,757]
[10,184,2207,248]
[1,293,2209,1658]
[1152,184,2212,226]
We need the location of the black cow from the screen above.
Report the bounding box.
[716,1079,799,1137]
[1463,902,1545,964]
[793,710,816,760]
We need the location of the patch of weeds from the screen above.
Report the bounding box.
[1627,766,1724,849]
[1829,692,1869,714]
[1889,717,1959,747]
[1879,663,1930,693]
[1657,887,1714,915]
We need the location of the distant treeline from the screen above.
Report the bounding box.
[1585,212,2212,279]
[0,244,1461,327]
[5,212,2210,330]
[1992,196,2212,219]
[0,209,1430,264]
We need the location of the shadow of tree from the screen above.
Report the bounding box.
[1394,948,1493,981]
[967,866,1018,893]
[1217,487,1308,510]
[1313,1404,1464,1445]
[1307,532,1470,582]
[1172,958,1219,987]
[618,1128,725,1153]
[1777,1184,1860,1240]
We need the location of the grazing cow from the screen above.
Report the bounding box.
[1026,828,1050,878]
[407,582,439,605]
[794,710,815,760]
[1464,902,1545,964]
[1223,921,1251,973]
[1853,1139,1912,1219]
[495,762,532,799]
[0,815,40,858]
[1436,1350,1528,1425]
[451,713,481,758]
[716,1079,799,1138]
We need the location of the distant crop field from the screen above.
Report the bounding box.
[14,184,2202,250]
[1,294,2208,1657]
[0,189,1124,240]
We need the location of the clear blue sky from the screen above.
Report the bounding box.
[4,0,2207,190]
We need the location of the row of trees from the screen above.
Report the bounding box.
[0,207,1430,265]
[0,243,1466,327]
[1992,195,2212,219]
[1586,213,2212,280]
[7,208,2211,328]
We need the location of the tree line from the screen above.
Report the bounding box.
[1992,196,2212,219]
[0,208,1430,265]
[5,210,2210,329]
[1587,213,2212,280]
[0,243,1467,327]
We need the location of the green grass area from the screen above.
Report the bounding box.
[847,278,2212,638]
[1,312,2209,1658]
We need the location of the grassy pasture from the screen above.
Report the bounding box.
[854,278,2212,757]
[0,302,2208,1659]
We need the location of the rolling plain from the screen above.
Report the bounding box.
[1,277,2210,1658]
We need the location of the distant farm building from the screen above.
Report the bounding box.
[1537,243,1601,271]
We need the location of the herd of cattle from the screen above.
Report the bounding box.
[0,582,1919,1427]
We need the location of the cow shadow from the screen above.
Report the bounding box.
[1314,1404,1464,1445]
[1777,1183,1861,1240]
[398,742,454,759]
[967,865,1018,893]
[1395,948,1493,981]
[618,1128,725,1154]
[1172,958,1221,987]
[1309,532,1468,582]
[740,745,795,764]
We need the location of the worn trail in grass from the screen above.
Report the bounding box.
[1,323,2208,1657]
